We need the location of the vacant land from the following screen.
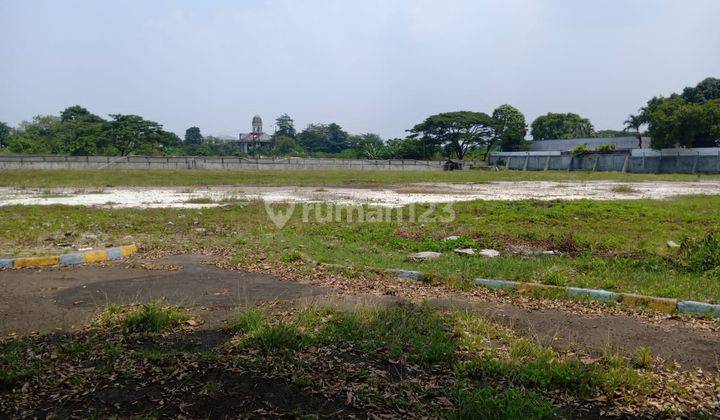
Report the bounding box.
[2,195,720,302]
[2,168,720,187]
[2,296,717,418]
[2,169,720,417]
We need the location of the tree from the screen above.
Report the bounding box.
[642,95,720,149]
[595,129,629,138]
[106,114,167,156]
[297,123,350,153]
[530,113,594,140]
[272,135,303,155]
[682,77,720,103]
[60,105,93,122]
[350,133,385,159]
[275,114,296,138]
[408,111,496,160]
[56,106,107,155]
[623,114,644,147]
[492,104,527,151]
[6,115,61,154]
[0,121,10,149]
[385,137,439,160]
[184,126,203,146]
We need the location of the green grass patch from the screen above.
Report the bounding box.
[232,304,456,366]
[3,193,720,302]
[99,302,190,333]
[452,386,556,419]
[0,340,42,390]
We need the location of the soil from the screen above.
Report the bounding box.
[2,254,719,372]
[2,180,720,208]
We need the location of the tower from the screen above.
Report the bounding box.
[252,115,262,134]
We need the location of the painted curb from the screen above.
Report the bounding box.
[386,269,425,281]
[474,278,517,290]
[325,263,720,320]
[676,300,720,317]
[566,287,618,303]
[0,244,139,269]
[619,293,677,313]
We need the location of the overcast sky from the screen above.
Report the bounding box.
[1,0,719,139]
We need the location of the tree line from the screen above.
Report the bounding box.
[1,77,717,160]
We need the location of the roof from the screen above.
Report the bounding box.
[528,137,650,152]
[252,115,262,124]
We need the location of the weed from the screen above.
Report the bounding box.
[536,266,570,286]
[184,197,215,204]
[59,339,92,355]
[677,229,720,273]
[99,302,190,333]
[230,308,265,334]
[281,250,304,262]
[612,184,637,194]
[633,346,653,369]
[452,386,555,419]
[0,340,41,390]
[203,381,222,394]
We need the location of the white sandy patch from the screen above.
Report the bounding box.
[0,181,719,208]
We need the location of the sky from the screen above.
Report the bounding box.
[1,0,719,139]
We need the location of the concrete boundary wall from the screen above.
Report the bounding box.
[0,155,479,171]
[489,150,720,174]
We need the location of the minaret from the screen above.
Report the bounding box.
[252,115,262,135]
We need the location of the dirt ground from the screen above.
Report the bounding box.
[2,254,719,372]
[2,180,720,208]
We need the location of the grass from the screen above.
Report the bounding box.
[1,168,719,187]
[184,196,215,204]
[611,184,637,193]
[1,303,711,417]
[2,193,720,302]
[232,304,456,365]
[452,386,555,419]
[99,301,190,333]
[227,304,666,417]
[0,340,42,390]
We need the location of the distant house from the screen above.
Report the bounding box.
[237,115,272,154]
[528,136,650,152]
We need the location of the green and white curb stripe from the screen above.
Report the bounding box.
[385,269,426,281]
[0,244,138,269]
[385,270,720,319]
[279,255,720,320]
[472,277,720,318]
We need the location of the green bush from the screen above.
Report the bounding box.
[677,229,720,273]
[570,145,591,157]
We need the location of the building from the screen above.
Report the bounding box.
[527,136,650,152]
[237,115,272,154]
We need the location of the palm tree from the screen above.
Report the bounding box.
[623,114,644,148]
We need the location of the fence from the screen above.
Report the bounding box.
[489,149,720,174]
[0,155,484,171]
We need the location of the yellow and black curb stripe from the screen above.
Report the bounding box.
[0,244,138,269]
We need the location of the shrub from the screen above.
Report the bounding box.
[633,346,653,369]
[677,229,720,273]
[571,145,591,157]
